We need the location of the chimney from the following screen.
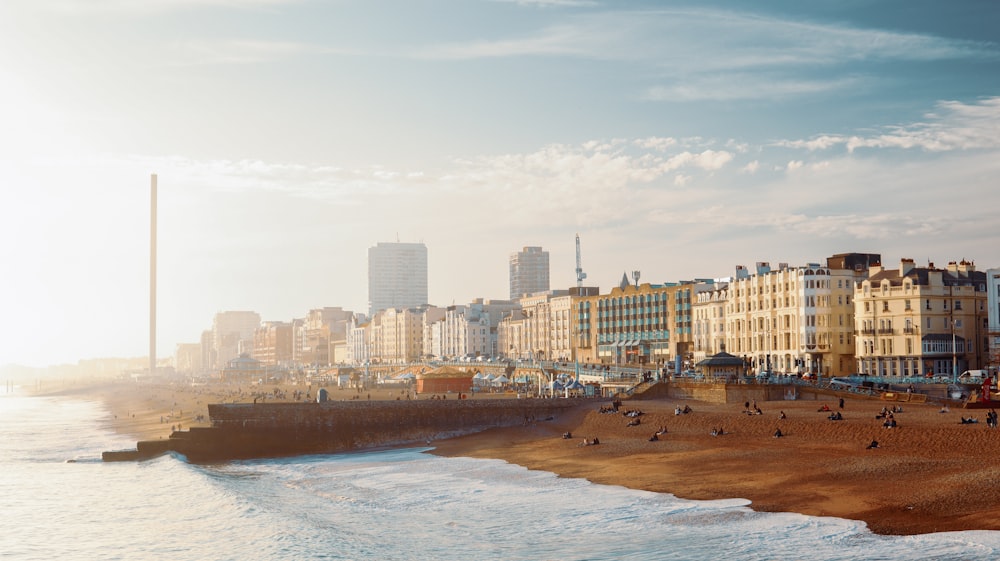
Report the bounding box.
[900,258,915,276]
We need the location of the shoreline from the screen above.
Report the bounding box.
[37,379,1000,536]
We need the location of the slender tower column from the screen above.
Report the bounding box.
[150,174,157,376]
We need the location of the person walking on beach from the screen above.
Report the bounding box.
[839,397,845,409]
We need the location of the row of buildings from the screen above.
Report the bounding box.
[174,244,1000,381]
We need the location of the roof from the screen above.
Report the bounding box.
[417,365,474,379]
[696,351,746,367]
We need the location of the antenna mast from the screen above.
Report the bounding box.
[575,233,587,287]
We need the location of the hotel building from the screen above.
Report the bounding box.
[855,259,988,378]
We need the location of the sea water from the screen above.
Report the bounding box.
[2,392,999,561]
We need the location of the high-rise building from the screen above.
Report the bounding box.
[509,246,550,299]
[368,242,428,317]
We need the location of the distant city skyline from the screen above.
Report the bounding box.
[2,1,999,367]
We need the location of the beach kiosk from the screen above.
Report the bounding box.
[695,347,747,383]
[415,365,474,394]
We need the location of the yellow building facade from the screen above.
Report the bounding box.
[854,259,988,378]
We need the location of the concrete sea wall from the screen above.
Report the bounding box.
[107,398,588,462]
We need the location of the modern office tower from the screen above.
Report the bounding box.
[509,246,550,300]
[368,242,428,317]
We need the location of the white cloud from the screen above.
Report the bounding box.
[786,160,804,171]
[741,160,760,174]
[633,137,677,151]
[777,97,1000,153]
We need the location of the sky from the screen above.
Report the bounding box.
[2,0,999,368]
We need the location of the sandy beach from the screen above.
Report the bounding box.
[39,379,1000,536]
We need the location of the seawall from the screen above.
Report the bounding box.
[104,398,589,463]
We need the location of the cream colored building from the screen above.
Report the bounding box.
[692,284,729,363]
[725,255,873,378]
[497,291,572,362]
[855,259,988,378]
[369,306,443,364]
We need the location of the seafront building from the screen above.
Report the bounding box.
[367,241,428,317]
[211,311,262,370]
[987,268,1000,372]
[854,259,988,378]
[692,283,729,364]
[572,279,707,369]
[498,290,577,362]
[509,246,550,299]
[724,254,877,379]
[252,321,294,367]
[430,299,519,360]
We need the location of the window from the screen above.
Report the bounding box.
[955,300,962,310]
[905,299,911,311]
[883,301,889,312]
[925,299,932,310]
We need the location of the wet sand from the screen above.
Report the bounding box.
[42,380,1000,535]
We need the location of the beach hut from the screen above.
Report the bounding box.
[415,365,474,394]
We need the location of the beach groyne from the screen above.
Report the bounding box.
[103,398,588,462]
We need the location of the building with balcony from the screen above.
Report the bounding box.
[573,280,705,369]
[855,258,988,378]
[725,256,873,378]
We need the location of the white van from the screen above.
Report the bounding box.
[959,370,987,380]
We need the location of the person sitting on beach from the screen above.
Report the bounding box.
[773,428,783,438]
[866,440,879,449]
[779,411,786,419]
[675,406,683,415]
[754,406,763,415]
[563,431,573,439]
[940,405,950,413]
[592,437,600,445]
[960,416,979,424]
[682,405,692,414]
[818,404,831,412]
[828,411,843,421]
[648,432,659,442]
[656,426,667,435]
[883,418,897,428]
[626,418,641,427]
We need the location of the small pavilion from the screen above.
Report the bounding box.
[694,345,747,381]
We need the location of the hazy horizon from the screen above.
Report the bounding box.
[3,0,999,367]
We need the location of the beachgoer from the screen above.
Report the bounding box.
[773,428,783,438]
[866,440,879,449]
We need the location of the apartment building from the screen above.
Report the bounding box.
[498,291,572,362]
[725,256,871,378]
[692,283,729,362]
[987,268,1000,370]
[855,259,988,378]
[573,280,703,368]
[253,321,295,367]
